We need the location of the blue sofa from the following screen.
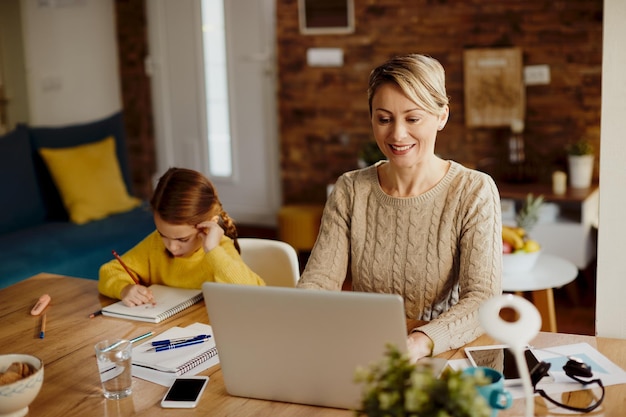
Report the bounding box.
[0,112,156,289]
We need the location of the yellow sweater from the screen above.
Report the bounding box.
[98,230,265,299]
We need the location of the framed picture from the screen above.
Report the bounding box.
[298,0,355,35]
[463,48,525,127]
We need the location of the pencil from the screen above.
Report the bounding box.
[89,309,103,319]
[101,332,154,353]
[130,331,154,344]
[112,250,140,284]
[39,313,47,339]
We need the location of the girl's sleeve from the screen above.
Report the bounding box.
[98,232,156,299]
[203,237,266,286]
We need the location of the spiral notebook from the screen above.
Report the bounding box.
[132,322,219,386]
[101,285,203,323]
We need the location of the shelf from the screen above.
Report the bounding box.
[498,182,599,204]
[498,181,599,269]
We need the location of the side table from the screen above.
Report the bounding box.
[502,253,578,332]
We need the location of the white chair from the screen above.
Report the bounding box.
[238,238,300,287]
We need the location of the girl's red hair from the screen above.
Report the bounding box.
[150,167,240,251]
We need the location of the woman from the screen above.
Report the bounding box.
[99,167,265,306]
[297,54,502,361]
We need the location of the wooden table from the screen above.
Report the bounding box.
[503,253,579,332]
[1,274,625,417]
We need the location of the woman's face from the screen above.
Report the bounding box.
[154,213,203,257]
[370,83,448,169]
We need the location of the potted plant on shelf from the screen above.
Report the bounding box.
[566,139,595,189]
[354,344,491,417]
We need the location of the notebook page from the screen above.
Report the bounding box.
[102,285,203,323]
[132,323,219,386]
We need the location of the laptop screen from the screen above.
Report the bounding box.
[202,283,408,409]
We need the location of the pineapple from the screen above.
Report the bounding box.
[515,193,544,232]
[512,193,543,253]
[502,193,544,254]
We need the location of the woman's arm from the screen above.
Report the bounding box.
[413,174,502,356]
[297,175,353,291]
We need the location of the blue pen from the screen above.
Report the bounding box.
[150,335,212,352]
[151,334,209,347]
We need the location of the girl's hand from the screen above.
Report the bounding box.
[196,217,224,253]
[120,284,155,307]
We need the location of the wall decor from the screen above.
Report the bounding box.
[298,0,354,35]
[463,48,525,127]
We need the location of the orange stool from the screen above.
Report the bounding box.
[278,205,324,252]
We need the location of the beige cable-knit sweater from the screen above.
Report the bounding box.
[297,161,502,355]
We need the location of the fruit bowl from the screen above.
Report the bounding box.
[0,354,44,417]
[503,250,541,274]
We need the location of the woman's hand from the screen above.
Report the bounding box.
[407,331,434,363]
[196,217,224,253]
[120,284,155,307]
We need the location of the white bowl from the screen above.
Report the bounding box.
[0,354,44,417]
[503,250,541,274]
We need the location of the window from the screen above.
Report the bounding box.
[201,0,232,177]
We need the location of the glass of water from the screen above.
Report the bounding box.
[94,339,133,399]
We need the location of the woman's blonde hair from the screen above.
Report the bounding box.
[367,54,449,116]
[150,167,240,252]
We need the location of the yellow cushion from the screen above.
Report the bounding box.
[39,136,141,224]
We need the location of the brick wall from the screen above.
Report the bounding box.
[115,0,155,199]
[113,1,603,205]
[277,0,603,204]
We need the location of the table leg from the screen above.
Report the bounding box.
[531,289,557,332]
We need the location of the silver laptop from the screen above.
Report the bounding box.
[201,282,408,410]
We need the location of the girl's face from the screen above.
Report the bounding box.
[370,83,448,169]
[154,213,202,257]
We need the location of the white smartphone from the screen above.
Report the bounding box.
[161,376,209,408]
[464,344,550,386]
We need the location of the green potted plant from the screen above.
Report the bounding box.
[566,139,594,156]
[354,345,491,417]
[566,139,595,189]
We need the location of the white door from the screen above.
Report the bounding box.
[147,0,280,226]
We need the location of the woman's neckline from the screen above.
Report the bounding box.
[374,159,453,199]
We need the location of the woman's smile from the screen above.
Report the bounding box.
[389,143,415,154]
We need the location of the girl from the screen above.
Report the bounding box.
[99,167,265,306]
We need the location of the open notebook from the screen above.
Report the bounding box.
[102,285,203,323]
[131,322,219,386]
